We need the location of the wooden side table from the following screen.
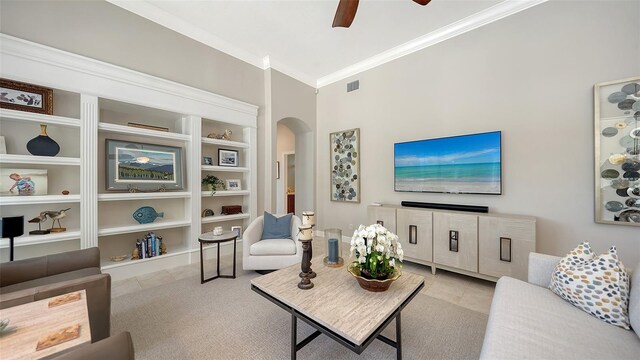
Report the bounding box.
[198,231,238,284]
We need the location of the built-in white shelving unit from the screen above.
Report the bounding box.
[0,34,258,280]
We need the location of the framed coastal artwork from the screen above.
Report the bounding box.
[106,139,184,191]
[594,76,640,226]
[0,79,53,115]
[330,128,360,203]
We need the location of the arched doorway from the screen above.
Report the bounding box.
[275,117,314,218]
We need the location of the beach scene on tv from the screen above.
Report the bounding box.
[394,132,501,194]
[115,148,176,183]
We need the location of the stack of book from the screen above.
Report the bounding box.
[136,232,164,259]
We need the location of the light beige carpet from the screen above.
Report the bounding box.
[112,269,488,359]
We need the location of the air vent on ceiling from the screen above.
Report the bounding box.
[347,80,359,92]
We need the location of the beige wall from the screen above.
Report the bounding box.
[268,69,317,216]
[317,1,640,265]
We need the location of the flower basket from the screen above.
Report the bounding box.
[349,223,404,292]
[348,262,401,292]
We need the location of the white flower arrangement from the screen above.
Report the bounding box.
[350,223,403,279]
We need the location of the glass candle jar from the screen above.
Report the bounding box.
[323,228,344,267]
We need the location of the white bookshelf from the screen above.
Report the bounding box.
[0,195,81,206]
[201,190,250,197]
[1,34,258,280]
[98,220,192,237]
[201,165,250,173]
[0,154,81,166]
[98,122,192,142]
[0,108,80,128]
[201,213,250,224]
[98,191,191,201]
[201,137,250,149]
[0,230,81,249]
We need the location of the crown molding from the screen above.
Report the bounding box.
[316,0,548,88]
[107,0,546,90]
[107,0,318,88]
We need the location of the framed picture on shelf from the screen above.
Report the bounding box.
[203,157,213,165]
[226,179,241,191]
[0,79,53,115]
[0,168,48,196]
[218,149,238,167]
[231,226,243,238]
[106,139,184,191]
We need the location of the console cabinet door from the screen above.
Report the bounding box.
[433,212,478,272]
[478,216,536,281]
[367,206,396,233]
[396,209,433,262]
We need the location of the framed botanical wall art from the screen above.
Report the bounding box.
[0,79,53,115]
[106,139,184,191]
[330,128,360,203]
[594,76,640,226]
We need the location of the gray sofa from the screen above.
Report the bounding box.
[480,252,640,359]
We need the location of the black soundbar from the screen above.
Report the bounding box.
[401,201,489,213]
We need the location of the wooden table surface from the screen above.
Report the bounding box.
[251,257,424,345]
[0,290,91,360]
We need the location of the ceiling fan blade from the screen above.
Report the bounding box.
[332,0,359,28]
[413,0,431,5]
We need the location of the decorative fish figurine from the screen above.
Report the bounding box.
[132,206,164,224]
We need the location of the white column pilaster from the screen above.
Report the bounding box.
[80,94,98,248]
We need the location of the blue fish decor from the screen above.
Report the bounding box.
[132,206,164,224]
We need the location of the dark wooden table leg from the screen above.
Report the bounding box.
[199,241,204,284]
[291,310,297,360]
[232,237,237,278]
[216,242,221,277]
[396,312,402,360]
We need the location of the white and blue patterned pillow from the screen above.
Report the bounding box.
[550,243,630,329]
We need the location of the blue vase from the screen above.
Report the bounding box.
[27,124,60,157]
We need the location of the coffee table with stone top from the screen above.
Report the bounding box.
[251,257,425,359]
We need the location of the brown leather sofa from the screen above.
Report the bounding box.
[51,331,135,360]
[0,247,111,341]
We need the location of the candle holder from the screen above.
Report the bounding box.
[301,211,317,278]
[323,228,344,267]
[298,223,317,279]
[297,224,314,290]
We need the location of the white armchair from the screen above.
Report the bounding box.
[242,215,303,271]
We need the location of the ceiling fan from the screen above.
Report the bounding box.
[333,0,432,28]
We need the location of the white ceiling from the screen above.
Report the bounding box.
[108,0,546,87]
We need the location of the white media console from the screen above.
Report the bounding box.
[368,205,536,282]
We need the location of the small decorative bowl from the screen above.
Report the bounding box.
[110,254,128,262]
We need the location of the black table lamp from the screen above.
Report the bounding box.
[2,216,24,261]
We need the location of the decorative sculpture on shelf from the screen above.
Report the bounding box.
[132,206,164,224]
[206,129,232,140]
[44,208,70,232]
[28,212,50,235]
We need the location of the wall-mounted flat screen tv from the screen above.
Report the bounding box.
[394,131,502,195]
